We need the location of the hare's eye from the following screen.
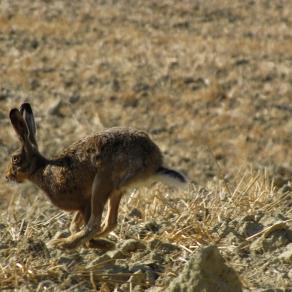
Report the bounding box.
[12,155,21,164]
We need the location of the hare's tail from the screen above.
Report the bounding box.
[156,166,187,188]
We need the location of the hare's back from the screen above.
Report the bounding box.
[98,127,162,165]
[62,127,162,169]
[96,127,163,185]
[57,127,162,191]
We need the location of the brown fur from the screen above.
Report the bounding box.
[6,103,170,249]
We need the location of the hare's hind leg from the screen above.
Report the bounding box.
[95,191,123,238]
[48,173,112,249]
[86,191,122,249]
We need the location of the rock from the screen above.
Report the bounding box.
[148,239,180,253]
[128,208,143,219]
[87,238,116,250]
[24,238,50,258]
[139,221,161,238]
[262,228,292,252]
[111,79,120,92]
[58,253,83,266]
[278,243,292,263]
[128,270,147,287]
[48,99,63,117]
[69,94,80,103]
[260,289,287,292]
[250,223,292,254]
[129,264,158,286]
[238,220,263,238]
[86,254,114,268]
[103,264,131,283]
[106,249,128,260]
[167,245,242,292]
[120,239,146,253]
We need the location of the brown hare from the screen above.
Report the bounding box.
[6,103,187,249]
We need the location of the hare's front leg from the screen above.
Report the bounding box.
[69,205,91,234]
[47,174,112,249]
[69,211,83,234]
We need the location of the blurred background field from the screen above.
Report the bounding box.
[0,1,291,290]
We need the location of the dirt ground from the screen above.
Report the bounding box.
[0,0,291,291]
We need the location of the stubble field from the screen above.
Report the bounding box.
[0,1,291,291]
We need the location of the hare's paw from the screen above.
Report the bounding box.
[47,238,68,249]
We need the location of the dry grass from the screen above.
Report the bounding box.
[0,168,290,290]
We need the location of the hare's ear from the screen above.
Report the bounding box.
[20,103,37,147]
[9,108,29,143]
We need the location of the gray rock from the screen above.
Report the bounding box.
[129,264,158,286]
[103,264,131,283]
[86,253,114,268]
[120,239,146,253]
[69,94,80,103]
[262,229,292,252]
[167,245,242,292]
[128,270,147,287]
[148,239,180,253]
[106,249,128,260]
[239,220,263,238]
[278,243,292,263]
[250,225,292,254]
[139,221,161,238]
[48,99,63,117]
[128,208,143,219]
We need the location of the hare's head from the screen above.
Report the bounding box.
[6,103,41,183]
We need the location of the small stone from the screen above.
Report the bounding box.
[249,237,264,255]
[29,79,40,90]
[86,254,114,268]
[129,264,158,286]
[58,253,83,265]
[87,238,116,250]
[250,222,292,254]
[128,270,146,286]
[278,243,292,263]
[239,221,263,237]
[25,238,50,258]
[148,239,180,253]
[150,251,164,262]
[104,264,131,282]
[263,229,292,252]
[120,239,146,253]
[111,79,120,92]
[69,94,80,103]
[106,249,127,260]
[139,221,160,238]
[48,99,63,117]
[148,239,163,250]
[128,208,143,219]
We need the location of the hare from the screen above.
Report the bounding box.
[6,103,187,249]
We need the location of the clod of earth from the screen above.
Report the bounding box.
[167,245,242,292]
